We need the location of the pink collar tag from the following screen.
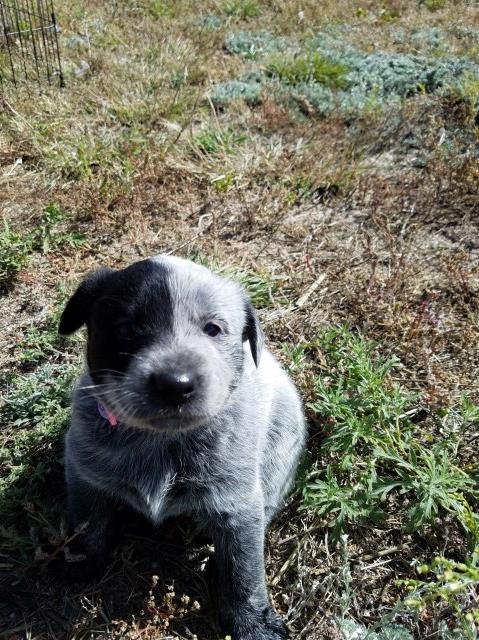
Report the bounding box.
[98,402,118,427]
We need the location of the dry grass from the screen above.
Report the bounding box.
[1,0,479,638]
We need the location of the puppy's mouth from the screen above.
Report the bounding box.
[93,385,213,432]
[112,401,211,431]
[117,405,212,432]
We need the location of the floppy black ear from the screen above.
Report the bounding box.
[243,298,264,367]
[58,268,114,335]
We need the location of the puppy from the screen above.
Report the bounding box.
[59,255,306,640]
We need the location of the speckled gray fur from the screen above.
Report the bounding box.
[61,255,306,640]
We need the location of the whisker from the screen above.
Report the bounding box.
[78,382,116,391]
[119,352,146,362]
[94,369,128,377]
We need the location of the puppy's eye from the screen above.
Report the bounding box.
[203,322,221,337]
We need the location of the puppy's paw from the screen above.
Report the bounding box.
[51,540,107,584]
[60,554,105,583]
[222,606,289,640]
[262,606,289,638]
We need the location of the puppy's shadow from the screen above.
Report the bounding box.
[0,439,218,640]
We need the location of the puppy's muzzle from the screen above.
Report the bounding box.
[148,370,197,407]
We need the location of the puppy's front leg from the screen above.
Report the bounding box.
[63,472,115,581]
[209,508,288,640]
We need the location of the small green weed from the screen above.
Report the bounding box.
[291,326,478,538]
[19,325,64,365]
[447,72,479,119]
[379,7,401,22]
[1,363,77,433]
[192,128,247,157]
[224,0,260,19]
[36,204,85,253]
[423,0,446,11]
[19,289,83,366]
[211,172,236,192]
[0,221,33,289]
[401,549,479,637]
[236,270,287,309]
[146,0,175,18]
[282,343,309,372]
[0,206,85,292]
[266,51,349,88]
[283,175,315,206]
[195,14,222,31]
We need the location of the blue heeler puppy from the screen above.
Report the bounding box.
[59,255,306,640]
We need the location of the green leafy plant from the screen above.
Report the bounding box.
[294,326,478,539]
[266,51,349,88]
[0,361,79,509]
[338,618,413,640]
[0,359,80,567]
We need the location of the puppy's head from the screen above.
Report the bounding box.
[59,256,263,431]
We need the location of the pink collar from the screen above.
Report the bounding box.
[98,402,118,427]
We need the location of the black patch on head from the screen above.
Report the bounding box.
[242,299,264,367]
[60,260,173,382]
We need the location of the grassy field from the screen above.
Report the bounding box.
[1,1,479,638]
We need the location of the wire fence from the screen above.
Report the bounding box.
[0,0,64,88]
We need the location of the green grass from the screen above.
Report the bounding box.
[224,0,261,19]
[36,204,86,253]
[19,289,84,365]
[147,0,175,18]
[192,127,247,156]
[0,362,79,527]
[0,222,33,290]
[44,129,140,181]
[189,253,288,308]
[0,205,85,291]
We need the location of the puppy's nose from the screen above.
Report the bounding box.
[149,371,196,406]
